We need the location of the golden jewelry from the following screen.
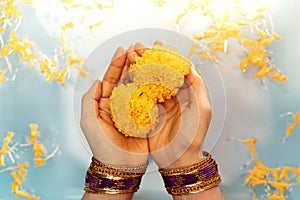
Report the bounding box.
[84,157,147,194]
[159,152,222,196]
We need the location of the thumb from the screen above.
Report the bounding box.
[80,80,102,128]
[185,67,210,110]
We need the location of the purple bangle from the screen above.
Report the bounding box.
[159,152,221,195]
[85,170,142,193]
[84,157,146,194]
[162,163,218,188]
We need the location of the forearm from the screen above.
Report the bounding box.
[172,187,224,200]
[82,192,134,200]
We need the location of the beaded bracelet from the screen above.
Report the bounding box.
[84,157,147,194]
[159,152,221,196]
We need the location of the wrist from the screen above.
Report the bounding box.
[84,157,148,195]
[92,146,149,170]
[162,149,204,169]
[158,152,222,196]
[82,192,134,200]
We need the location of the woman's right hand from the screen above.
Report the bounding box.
[80,46,149,168]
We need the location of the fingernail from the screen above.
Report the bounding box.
[154,40,164,46]
[128,45,134,53]
[134,42,146,48]
[117,46,125,53]
[113,46,126,59]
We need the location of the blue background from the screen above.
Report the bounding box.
[0,0,300,199]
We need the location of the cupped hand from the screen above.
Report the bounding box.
[148,41,212,169]
[80,45,149,167]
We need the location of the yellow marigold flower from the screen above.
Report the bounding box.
[67,48,84,67]
[110,83,158,137]
[129,83,172,127]
[132,64,184,94]
[20,0,36,4]
[284,112,300,138]
[11,162,40,200]
[242,138,257,158]
[89,20,104,39]
[0,70,8,83]
[28,124,47,167]
[55,68,67,83]
[75,66,88,78]
[131,45,191,76]
[110,46,191,137]
[34,157,46,167]
[0,131,14,166]
[152,0,166,7]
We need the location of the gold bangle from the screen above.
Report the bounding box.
[166,175,221,195]
[91,157,148,173]
[159,152,222,196]
[84,157,147,194]
[159,153,213,176]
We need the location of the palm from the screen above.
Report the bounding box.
[81,46,149,167]
[149,71,211,168]
[151,85,191,144]
[97,96,148,154]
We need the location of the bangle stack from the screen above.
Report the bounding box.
[159,152,221,196]
[84,157,147,194]
[84,152,221,196]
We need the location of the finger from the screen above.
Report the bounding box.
[99,98,110,113]
[98,98,114,125]
[186,69,212,137]
[134,42,147,56]
[154,40,164,45]
[121,45,134,77]
[161,96,178,111]
[185,67,204,93]
[128,42,148,64]
[127,45,137,65]
[185,67,210,109]
[121,63,129,78]
[81,80,102,125]
[101,46,127,98]
[176,84,191,106]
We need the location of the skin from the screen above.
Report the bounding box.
[81,42,224,200]
[81,45,148,200]
[149,41,224,200]
[80,46,149,166]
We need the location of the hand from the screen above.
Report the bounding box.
[80,45,149,167]
[148,41,212,169]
